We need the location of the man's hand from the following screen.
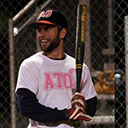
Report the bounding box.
[68,105,92,121]
[71,92,86,109]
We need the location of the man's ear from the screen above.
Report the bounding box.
[59,28,67,39]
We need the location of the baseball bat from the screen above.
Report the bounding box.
[75,4,87,92]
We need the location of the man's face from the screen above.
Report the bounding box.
[37,24,60,53]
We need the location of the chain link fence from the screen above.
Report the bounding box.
[0,0,127,127]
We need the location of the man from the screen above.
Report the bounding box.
[15,9,97,128]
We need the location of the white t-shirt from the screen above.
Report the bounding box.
[15,52,97,128]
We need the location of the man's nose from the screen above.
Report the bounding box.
[38,29,47,36]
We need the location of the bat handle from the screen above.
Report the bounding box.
[76,43,85,92]
[76,66,82,92]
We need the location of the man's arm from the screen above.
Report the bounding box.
[85,96,97,117]
[16,88,68,123]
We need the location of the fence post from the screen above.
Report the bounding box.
[36,7,41,52]
[125,15,128,128]
[9,19,16,128]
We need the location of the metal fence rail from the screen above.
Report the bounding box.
[0,0,127,128]
[125,15,128,128]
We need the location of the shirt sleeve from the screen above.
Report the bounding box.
[15,59,39,94]
[16,88,68,123]
[81,64,97,100]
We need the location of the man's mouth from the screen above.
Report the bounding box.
[40,38,51,44]
[41,40,48,44]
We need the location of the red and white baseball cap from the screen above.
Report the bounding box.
[29,9,67,29]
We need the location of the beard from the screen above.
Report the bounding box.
[39,34,60,53]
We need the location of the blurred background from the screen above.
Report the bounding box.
[0,0,127,127]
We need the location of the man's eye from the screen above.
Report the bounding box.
[37,28,49,32]
[38,29,41,32]
[44,26,51,31]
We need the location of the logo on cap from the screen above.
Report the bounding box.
[38,10,53,20]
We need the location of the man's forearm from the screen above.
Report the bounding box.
[16,88,68,123]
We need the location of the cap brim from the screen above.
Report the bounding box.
[28,21,56,29]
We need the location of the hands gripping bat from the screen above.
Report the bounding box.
[75,4,87,92]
